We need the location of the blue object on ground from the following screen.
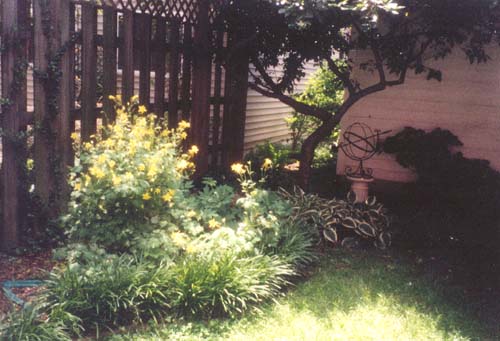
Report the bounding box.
[2,280,44,306]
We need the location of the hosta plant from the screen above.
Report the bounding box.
[279,187,392,249]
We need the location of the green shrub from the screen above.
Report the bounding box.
[280,187,393,250]
[0,304,73,341]
[383,127,500,249]
[286,64,344,168]
[167,252,293,319]
[63,97,197,251]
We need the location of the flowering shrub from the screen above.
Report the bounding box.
[63,97,198,251]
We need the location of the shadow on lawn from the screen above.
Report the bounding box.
[284,249,494,339]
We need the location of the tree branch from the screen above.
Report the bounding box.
[326,57,355,94]
[248,82,331,122]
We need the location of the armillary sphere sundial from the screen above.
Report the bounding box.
[338,122,391,202]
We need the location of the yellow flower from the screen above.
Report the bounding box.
[89,166,105,179]
[162,189,175,202]
[142,192,152,201]
[112,176,121,186]
[178,120,191,130]
[186,243,197,254]
[180,132,188,140]
[188,145,199,157]
[130,95,139,103]
[231,163,245,175]
[171,231,189,248]
[138,164,146,172]
[261,158,273,171]
[70,132,78,141]
[108,160,116,169]
[138,105,147,114]
[97,154,107,164]
[74,182,81,191]
[176,159,190,171]
[208,218,221,230]
[186,210,197,218]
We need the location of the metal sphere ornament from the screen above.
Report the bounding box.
[339,122,383,179]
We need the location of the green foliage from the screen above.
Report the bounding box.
[280,187,392,249]
[0,304,72,341]
[62,98,197,251]
[288,65,343,166]
[383,127,500,255]
[167,252,293,319]
[45,245,171,332]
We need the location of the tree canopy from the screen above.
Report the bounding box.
[220,0,499,187]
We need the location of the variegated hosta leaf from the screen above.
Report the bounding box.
[342,217,357,229]
[347,190,357,204]
[378,231,392,247]
[357,222,377,237]
[323,228,338,244]
[341,237,360,249]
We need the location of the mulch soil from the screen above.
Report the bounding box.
[0,251,55,318]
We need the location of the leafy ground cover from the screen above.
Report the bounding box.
[110,249,495,340]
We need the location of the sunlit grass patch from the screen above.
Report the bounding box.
[109,249,490,341]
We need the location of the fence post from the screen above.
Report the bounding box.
[0,0,29,251]
[191,0,212,177]
[221,34,249,169]
[33,0,72,224]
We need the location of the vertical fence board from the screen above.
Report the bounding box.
[102,7,117,123]
[222,33,249,169]
[137,13,151,107]
[212,30,224,154]
[55,0,72,204]
[191,0,212,176]
[168,20,180,128]
[153,17,166,117]
[181,23,192,121]
[81,3,97,141]
[121,11,134,102]
[33,0,52,216]
[0,0,29,251]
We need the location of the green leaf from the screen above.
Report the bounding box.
[341,217,357,229]
[357,222,377,237]
[323,228,338,244]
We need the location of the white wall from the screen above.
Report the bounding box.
[337,46,500,183]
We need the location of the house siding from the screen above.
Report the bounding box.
[243,62,318,151]
[337,46,500,183]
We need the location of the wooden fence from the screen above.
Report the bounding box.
[0,0,249,251]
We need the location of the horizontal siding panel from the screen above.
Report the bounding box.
[338,45,500,183]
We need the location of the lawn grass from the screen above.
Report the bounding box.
[109,249,492,341]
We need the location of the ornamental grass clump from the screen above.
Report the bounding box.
[63,96,198,251]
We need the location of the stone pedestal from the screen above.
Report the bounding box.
[346,176,374,203]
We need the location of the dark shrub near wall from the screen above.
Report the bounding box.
[383,127,500,281]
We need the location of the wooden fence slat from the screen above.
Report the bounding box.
[121,10,134,102]
[191,0,212,176]
[55,0,73,204]
[0,0,29,251]
[81,3,97,141]
[33,0,52,217]
[153,17,166,117]
[102,7,117,123]
[221,32,250,169]
[212,30,224,154]
[137,13,151,107]
[181,23,192,121]
[168,20,180,128]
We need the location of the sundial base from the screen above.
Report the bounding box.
[346,175,374,203]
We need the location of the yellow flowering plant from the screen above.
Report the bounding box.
[63,96,198,251]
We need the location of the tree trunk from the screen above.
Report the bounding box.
[297,115,339,189]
